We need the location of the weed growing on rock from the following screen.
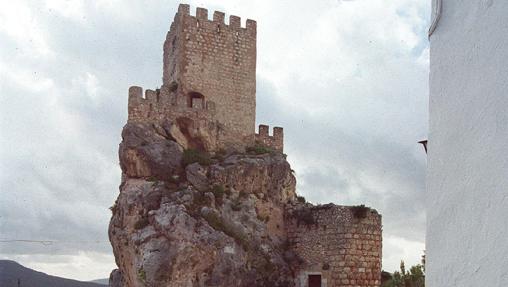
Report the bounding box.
[246,144,272,155]
[182,149,211,166]
[351,204,369,219]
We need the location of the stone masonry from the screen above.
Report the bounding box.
[127,4,283,152]
[117,4,383,287]
[286,205,382,287]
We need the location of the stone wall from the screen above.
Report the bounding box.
[126,4,283,152]
[160,4,257,150]
[286,204,382,287]
[255,124,284,152]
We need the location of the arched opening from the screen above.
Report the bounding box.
[188,91,205,109]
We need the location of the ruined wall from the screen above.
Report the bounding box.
[286,205,382,287]
[161,4,257,149]
[255,124,284,152]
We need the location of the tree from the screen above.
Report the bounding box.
[382,254,425,287]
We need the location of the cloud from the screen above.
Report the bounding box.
[0,0,429,279]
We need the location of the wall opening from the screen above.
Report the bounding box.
[188,91,205,109]
[308,274,321,287]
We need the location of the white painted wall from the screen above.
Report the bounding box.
[427,0,508,286]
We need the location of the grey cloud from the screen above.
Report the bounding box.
[0,0,429,278]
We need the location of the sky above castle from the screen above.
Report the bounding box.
[0,0,429,281]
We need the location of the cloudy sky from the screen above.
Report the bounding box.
[0,0,429,281]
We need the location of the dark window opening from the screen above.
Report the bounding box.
[188,91,205,109]
[308,274,321,287]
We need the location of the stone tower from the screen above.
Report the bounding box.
[127,4,282,152]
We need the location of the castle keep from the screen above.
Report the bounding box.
[128,4,282,152]
[117,4,382,287]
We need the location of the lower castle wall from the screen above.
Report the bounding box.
[286,205,382,287]
[127,86,257,152]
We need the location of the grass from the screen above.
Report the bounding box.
[182,149,212,166]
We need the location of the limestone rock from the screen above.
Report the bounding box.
[185,163,209,192]
[109,269,124,287]
[119,123,183,180]
[109,122,382,287]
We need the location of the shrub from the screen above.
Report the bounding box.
[168,81,178,92]
[146,176,157,182]
[296,196,306,203]
[137,267,146,282]
[246,144,272,155]
[134,217,150,230]
[182,149,211,166]
[351,204,369,219]
[109,202,118,214]
[211,185,225,199]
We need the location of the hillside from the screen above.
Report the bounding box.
[0,260,106,287]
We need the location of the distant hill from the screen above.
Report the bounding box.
[90,278,109,285]
[0,260,107,287]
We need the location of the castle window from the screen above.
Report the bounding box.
[188,91,204,109]
[308,274,322,287]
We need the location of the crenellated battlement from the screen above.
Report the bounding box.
[126,4,282,153]
[255,124,284,152]
[175,4,257,32]
[127,85,217,122]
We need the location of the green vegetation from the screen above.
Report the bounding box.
[168,81,178,92]
[382,255,425,287]
[211,184,225,199]
[246,143,272,155]
[182,149,212,166]
[137,267,146,282]
[296,196,306,203]
[109,201,118,214]
[351,204,369,219]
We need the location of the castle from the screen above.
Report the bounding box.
[119,4,381,287]
[127,4,282,152]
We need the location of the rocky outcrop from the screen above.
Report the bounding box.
[109,122,382,287]
[110,122,299,287]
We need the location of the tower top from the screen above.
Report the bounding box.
[127,4,283,153]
